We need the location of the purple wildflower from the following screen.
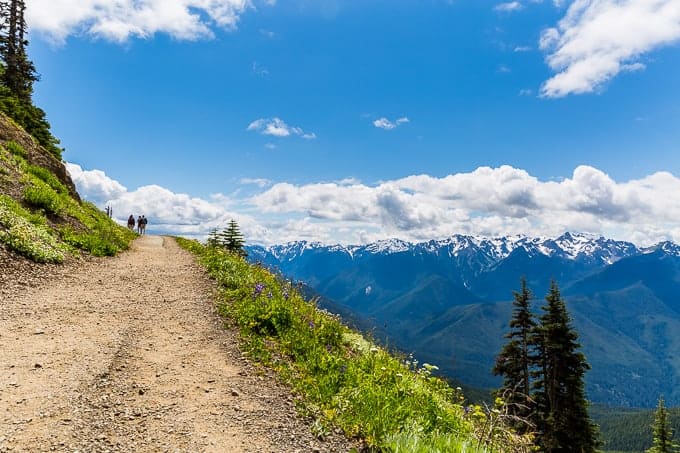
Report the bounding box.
[253,283,265,298]
[308,320,315,330]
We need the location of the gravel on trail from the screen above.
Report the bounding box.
[0,236,361,452]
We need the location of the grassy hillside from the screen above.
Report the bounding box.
[178,238,535,452]
[0,113,135,262]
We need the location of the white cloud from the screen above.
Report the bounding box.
[68,162,680,247]
[249,165,680,246]
[540,0,680,98]
[26,0,259,43]
[251,61,269,77]
[373,117,410,130]
[65,163,127,205]
[247,117,316,139]
[514,45,532,52]
[240,177,272,188]
[494,1,523,12]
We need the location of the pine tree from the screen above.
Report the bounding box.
[0,0,60,157]
[219,219,246,256]
[493,277,536,433]
[206,228,220,248]
[0,0,37,102]
[648,397,680,453]
[531,280,599,452]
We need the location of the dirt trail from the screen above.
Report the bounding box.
[0,236,356,452]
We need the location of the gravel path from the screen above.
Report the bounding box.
[0,236,359,452]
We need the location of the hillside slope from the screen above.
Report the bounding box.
[0,111,134,265]
[249,235,680,407]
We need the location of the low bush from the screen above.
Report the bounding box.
[3,140,27,158]
[23,179,64,215]
[0,194,66,263]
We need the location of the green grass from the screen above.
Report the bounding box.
[177,238,534,452]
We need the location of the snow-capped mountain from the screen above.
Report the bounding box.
[247,232,680,407]
[250,232,643,269]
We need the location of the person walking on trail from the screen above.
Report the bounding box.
[140,215,147,235]
[137,216,143,234]
[127,215,135,230]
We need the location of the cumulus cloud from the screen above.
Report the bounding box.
[250,165,680,246]
[540,0,680,97]
[26,0,257,43]
[68,162,680,247]
[373,117,410,130]
[65,163,127,205]
[247,117,316,139]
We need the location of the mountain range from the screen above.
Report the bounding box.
[247,232,680,407]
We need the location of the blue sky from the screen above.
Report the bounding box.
[25,0,680,245]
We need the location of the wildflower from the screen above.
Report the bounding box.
[267,291,273,299]
[253,283,265,298]
[308,320,315,330]
[380,367,386,371]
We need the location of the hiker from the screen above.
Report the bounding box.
[137,215,143,234]
[127,215,135,230]
[139,215,147,235]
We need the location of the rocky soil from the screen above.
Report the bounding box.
[0,236,361,452]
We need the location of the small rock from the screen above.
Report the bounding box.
[230,390,239,397]
[34,363,42,369]
[34,329,45,335]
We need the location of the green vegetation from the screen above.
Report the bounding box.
[492,277,535,434]
[648,398,680,453]
[0,194,66,262]
[0,1,62,158]
[177,238,534,452]
[593,404,680,452]
[207,219,247,256]
[495,279,599,452]
[23,177,64,214]
[0,141,135,260]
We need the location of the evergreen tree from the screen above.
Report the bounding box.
[531,280,599,452]
[206,228,220,248]
[648,397,680,453]
[0,0,37,102]
[219,219,246,256]
[493,277,536,433]
[0,0,61,157]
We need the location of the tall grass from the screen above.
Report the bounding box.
[177,238,533,452]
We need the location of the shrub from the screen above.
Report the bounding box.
[23,179,64,215]
[0,195,66,263]
[27,164,68,194]
[4,140,26,158]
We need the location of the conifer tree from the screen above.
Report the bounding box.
[206,228,220,248]
[648,397,680,453]
[219,219,246,256]
[531,280,599,452]
[0,0,37,102]
[493,277,536,433]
